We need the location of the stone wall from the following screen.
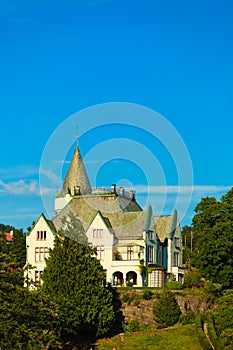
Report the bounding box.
[120,290,218,325]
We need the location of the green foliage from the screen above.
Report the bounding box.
[123,319,140,332]
[192,189,233,287]
[97,324,202,350]
[153,290,181,327]
[179,311,196,325]
[122,293,133,304]
[0,239,60,349]
[166,281,183,290]
[0,244,24,287]
[126,281,133,287]
[184,268,202,287]
[0,225,26,268]
[142,290,153,300]
[204,281,222,301]
[195,314,212,350]
[214,291,233,349]
[42,234,115,339]
[0,283,61,349]
[206,313,223,350]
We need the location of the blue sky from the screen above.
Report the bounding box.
[0,0,232,230]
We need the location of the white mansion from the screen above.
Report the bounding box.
[25,142,184,287]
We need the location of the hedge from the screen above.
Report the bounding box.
[206,313,223,350]
[195,315,212,350]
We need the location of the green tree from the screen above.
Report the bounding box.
[0,284,61,349]
[42,234,115,340]
[0,245,60,349]
[153,290,181,327]
[0,224,26,267]
[192,192,233,287]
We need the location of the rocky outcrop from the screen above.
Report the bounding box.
[123,299,158,325]
[175,295,217,314]
[120,291,218,326]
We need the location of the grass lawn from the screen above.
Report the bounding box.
[95,324,202,350]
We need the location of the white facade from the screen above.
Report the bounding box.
[24,214,55,288]
[24,142,184,288]
[86,212,114,283]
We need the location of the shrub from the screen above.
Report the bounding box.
[166,281,183,290]
[184,268,202,287]
[153,290,181,327]
[126,281,133,287]
[206,313,223,350]
[142,290,153,300]
[123,319,140,332]
[204,281,222,299]
[179,311,196,325]
[195,314,212,350]
[122,293,132,304]
[133,295,141,306]
[214,291,233,348]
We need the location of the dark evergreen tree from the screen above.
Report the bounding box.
[42,234,115,340]
[0,246,60,349]
[153,290,181,327]
[0,284,61,349]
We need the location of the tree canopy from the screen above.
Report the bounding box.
[42,234,115,339]
[0,238,60,349]
[0,224,26,268]
[153,290,181,327]
[191,189,233,287]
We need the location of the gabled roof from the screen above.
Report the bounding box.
[154,215,173,242]
[60,143,91,196]
[53,193,145,240]
[154,209,179,242]
[28,213,57,235]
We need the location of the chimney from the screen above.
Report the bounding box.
[119,187,125,197]
[111,184,116,194]
[129,190,135,200]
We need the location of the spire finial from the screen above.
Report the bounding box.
[76,122,78,148]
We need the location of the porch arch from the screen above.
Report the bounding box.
[126,271,137,285]
[113,271,124,285]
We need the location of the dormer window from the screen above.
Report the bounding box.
[148,231,154,240]
[37,231,46,240]
[174,237,180,248]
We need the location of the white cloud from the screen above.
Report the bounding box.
[39,169,60,186]
[129,185,232,195]
[52,160,71,165]
[0,164,39,180]
[85,159,100,164]
[0,179,52,196]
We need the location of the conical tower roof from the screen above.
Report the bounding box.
[60,143,91,196]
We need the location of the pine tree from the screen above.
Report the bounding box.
[42,234,115,340]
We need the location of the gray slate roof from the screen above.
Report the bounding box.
[60,144,91,196]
